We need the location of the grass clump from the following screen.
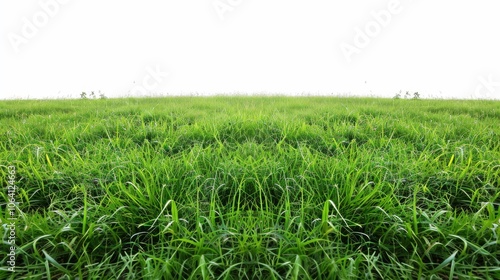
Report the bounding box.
[1,97,499,279]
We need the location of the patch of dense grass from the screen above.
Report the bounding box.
[1,97,499,279]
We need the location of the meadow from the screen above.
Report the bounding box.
[1,96,499,279]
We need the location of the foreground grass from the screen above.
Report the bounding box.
[1,96,499,279]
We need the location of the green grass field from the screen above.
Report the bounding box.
[1,97,499,279]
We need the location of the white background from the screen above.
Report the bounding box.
[1,0,499,100]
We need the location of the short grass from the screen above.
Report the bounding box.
[1,96,499,279]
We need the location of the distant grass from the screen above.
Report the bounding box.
[1,96,499,279]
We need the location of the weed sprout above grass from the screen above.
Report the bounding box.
[0,96,499,279]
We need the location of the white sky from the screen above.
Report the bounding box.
[1,0,499,99]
